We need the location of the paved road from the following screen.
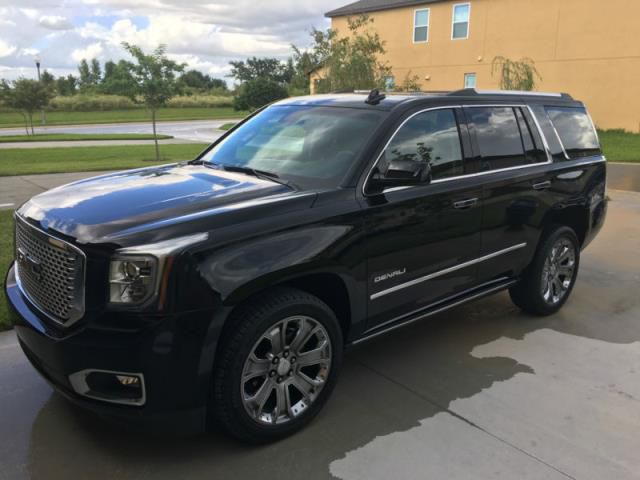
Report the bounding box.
[0,138,205,149]
[1,162,639,210]
[0,119,239,144]
[1,189,639,479]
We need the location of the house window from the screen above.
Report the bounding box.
[384,76,396,91]
[413,9,430,43]
[452,3,470,39]
[464,73,476,88]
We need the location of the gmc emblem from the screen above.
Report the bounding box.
[17,248,43,282]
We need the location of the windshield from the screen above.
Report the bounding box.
[200,105,385,188]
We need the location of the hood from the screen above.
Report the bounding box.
[18,164,314,246]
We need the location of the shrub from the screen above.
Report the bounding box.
[48,95,136,111]
[233,79,289,111]
[166,95,233,108]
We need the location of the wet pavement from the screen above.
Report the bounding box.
[0,189,639,479]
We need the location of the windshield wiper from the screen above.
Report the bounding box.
[208,163,291,187]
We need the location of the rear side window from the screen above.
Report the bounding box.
[380,108,464,181]
[466,106,527,170]
[545,107,600,159]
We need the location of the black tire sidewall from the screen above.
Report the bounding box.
[524,226,581,315]
[213,289,343,443]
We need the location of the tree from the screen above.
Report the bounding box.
[179,70,211,90]
[491,56,541,91]
[0,78,54,134]
[40,70,55,90]
[287,46,322,95]
[178,70,229,93]
[209,78,228,91]
[301,15,391,93]
[122,42,185,161]
[90,58,102,84]
[100,59,136,97]
[78,59,92,89]
[228,57,290,84]
[55,74,77,96]
[233,78,288,111]
[397,70,422,92]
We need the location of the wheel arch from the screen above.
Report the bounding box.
[222,270,358,344]
[541,205,589,248]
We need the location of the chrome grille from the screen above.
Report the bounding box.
[15,216,85,326]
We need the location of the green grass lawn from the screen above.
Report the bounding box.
[0,108,246,128]
[598,130,640,163]
[0,133,173,143]
[0,210,13,331]
[0,144,209,176]
[219,122,236,131]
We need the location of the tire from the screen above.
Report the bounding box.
[211,287,343,443]
[509,226,580,316]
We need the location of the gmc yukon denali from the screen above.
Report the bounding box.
[4,89,607,442]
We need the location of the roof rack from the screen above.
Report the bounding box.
[448,88,572,99]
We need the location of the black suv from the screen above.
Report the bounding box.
[5,89,607,442]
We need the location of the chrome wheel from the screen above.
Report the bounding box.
[241,316,332,425]
[541,237,576,305]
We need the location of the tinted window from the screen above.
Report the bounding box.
[466,107,526,170]
[515,107,546,163]
[380,109,464,181]
[201,105,384,188]
[546,107,600,159]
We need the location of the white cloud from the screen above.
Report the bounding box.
[39,15,73,30]
[0,0,349,81]
[71,43,104,62]
[0,40,17,58]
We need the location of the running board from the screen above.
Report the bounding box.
[352,278,518,346]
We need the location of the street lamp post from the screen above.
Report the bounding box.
[34,55,46,126]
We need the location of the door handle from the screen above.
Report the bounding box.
[453,197,478,210]
[532,180,551,191]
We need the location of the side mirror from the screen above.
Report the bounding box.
[370,159,432,191]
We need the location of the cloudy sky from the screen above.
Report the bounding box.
[0,0,348,83]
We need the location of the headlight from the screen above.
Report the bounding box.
[107,232,209,308]
[109,255,158,305]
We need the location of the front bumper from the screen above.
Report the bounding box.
[4,263,218,433]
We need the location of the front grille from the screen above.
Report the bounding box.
[14,216,86,326]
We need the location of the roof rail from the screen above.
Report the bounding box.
[448,88,572,100]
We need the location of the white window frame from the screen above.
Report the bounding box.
[451,3,471,40]
[413,8,430,43]
[464,73,477,88]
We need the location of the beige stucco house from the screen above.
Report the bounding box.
[318,0,640,132]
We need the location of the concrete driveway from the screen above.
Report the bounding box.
[1,188,639,479]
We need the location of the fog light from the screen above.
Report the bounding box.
[69,369,146,406]
[117,375,140,386]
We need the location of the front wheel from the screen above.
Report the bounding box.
[211,287,343,443]
[510,226,580,316]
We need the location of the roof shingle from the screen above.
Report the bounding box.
[326,0,445,18]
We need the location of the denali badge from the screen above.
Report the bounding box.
[374,268,407,283]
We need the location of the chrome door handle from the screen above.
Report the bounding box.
[453,198,478,210]
[532,180,551,191]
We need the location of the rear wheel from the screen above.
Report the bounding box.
[211,287,343,443]
[510,226,580,316]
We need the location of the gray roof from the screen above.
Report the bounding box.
[326,0,445,18]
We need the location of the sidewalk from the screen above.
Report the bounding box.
[0,171,119,209]
[0,138,200,149]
